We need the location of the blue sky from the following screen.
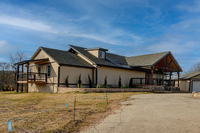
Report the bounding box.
[0,0,199,72]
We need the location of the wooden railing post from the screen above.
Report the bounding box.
[45,74,47,83]
[34,74,36,81]
[26,63,29,93]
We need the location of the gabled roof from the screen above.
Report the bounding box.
[125,51,169,67]
[69,45,131,69]
[180,71,200,80]
[34,47,94,68]
[27,45,182,72]
[69,45,182,72]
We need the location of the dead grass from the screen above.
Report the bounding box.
[0,91,149,132]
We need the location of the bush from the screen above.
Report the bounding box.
[65,75,69,87]
[104,75,107,88]
[88,75,93,88]
[118,75,122,88]
[77,74,82,88]
[0,84,4,91]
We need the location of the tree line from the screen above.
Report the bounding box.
[0,52,26,91]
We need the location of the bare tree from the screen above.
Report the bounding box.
[9,52,27,70]
[184,62,200,74]
[9,52,27,91]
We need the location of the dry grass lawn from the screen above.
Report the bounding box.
[0,91,149,132]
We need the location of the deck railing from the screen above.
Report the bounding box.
[18,72,47,83]
[130,78,175,87]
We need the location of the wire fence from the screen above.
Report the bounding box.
[0,90,132,132]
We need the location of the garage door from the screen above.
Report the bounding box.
[193,81,200,92]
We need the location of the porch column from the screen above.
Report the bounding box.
[26,63,29,93]
[151,67,154,85]
[16,65,19,92]
[21,64,24,92]
[177,71,180,87]
[162,68,164,86]
[169,70,172,86]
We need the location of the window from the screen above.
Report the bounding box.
[99,51,105,58]
[38,66,41,73]
[47,65,51,77]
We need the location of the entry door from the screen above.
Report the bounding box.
[193,81,200,92]
[146,73,152,85]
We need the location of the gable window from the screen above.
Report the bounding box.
[99,51,105,59]
[47,64,51,77]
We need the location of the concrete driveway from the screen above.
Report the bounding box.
[82,94,200,133]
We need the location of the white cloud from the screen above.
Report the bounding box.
[0,15,57,33]
[147,41,197,54]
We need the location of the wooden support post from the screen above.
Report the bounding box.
[162,68,164,86]
[22,64,24,80]
[151,67,154,85]
[169,70,172,86]
[26,63,29,93]
[34,74,36,81]
[21,64,24,93]
[177,71,180,87]
[16,65,19,92]
[140,78,142,85]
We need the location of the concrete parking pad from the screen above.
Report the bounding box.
[82,94,200,133]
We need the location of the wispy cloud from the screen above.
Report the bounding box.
[0,15,57,33]
[176,0,200,13]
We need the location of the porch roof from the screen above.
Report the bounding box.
[14,58,49,65]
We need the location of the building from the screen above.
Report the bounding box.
[176,72,200,92]
[15,45,182,93]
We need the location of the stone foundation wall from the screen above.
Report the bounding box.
[58,87,152,93]
[192,92,200,97]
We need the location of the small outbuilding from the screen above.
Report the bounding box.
[176,72,200,92]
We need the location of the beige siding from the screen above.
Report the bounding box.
[60,66,93,88]
[28,84,57,93]
[97,67,145,85]
[28,49,59,93]
[176,80,190,91]
[88,50,99,58]
[30,50,59,84]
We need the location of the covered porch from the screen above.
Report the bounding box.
[129,52,182,88]
[15,58,49,93]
